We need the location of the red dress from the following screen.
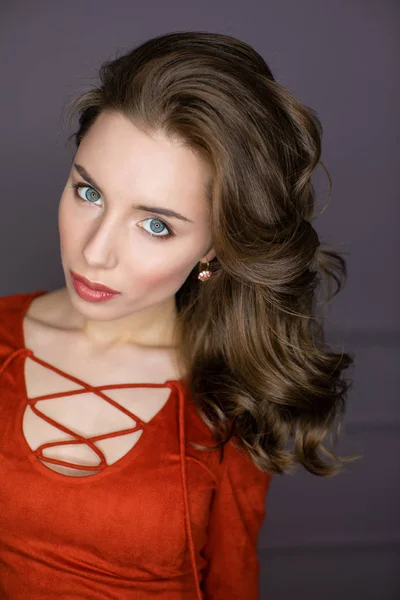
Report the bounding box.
[0,290,272,599]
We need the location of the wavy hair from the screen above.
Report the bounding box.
[64,31,355,476]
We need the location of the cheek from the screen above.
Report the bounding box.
[58,218,68,251]
[58,196,69,249]
[58,195,82,253]
[130,251,195,295]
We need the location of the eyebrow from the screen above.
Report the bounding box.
[72,163,194,223]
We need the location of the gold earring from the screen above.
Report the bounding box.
[198,260,212,281]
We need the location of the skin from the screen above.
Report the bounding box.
[53,109,215,352]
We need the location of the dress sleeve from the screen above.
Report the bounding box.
[200,439,273,599]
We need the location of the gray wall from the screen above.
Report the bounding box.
[1,1,398,597]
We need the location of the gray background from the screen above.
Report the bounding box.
[1,1,398,598]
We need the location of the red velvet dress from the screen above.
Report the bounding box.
[0,290,272,599]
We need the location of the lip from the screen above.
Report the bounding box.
[70,270,120,294]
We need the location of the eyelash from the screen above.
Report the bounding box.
[70,182,176,241]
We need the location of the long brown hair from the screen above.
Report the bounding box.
[64,31,355,477]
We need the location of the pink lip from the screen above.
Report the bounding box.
[70,270,120,294]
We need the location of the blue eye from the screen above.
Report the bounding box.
[70,182,175,241]
[71,183,102,206]
[140,217,173,240]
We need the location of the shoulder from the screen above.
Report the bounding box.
[183,389,272,489]
[0,289,36,337]
[22,287,71,327]
[0,289,45,361]
[0,289,36,314]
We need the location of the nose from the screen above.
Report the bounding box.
[82,216,119,270]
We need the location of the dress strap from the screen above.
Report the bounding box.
[176,379,202,599]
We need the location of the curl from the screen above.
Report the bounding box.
[63,31,356,476]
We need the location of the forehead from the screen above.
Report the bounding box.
[75,111,211,220]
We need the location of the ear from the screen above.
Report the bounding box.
[199,247,216,263]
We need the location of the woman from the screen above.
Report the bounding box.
[0,31,354,599]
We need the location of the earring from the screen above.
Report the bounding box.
[198,260,212,281]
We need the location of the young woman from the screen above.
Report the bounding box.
[0,31,353,599]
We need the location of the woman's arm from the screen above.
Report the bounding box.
[200,440,272,599]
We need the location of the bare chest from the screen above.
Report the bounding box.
[21,316,180,477]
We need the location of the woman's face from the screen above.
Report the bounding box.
[58,110,214,322]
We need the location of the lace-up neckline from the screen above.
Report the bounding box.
[22,347,179,474]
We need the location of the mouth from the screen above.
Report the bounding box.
[70,270,121,294]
